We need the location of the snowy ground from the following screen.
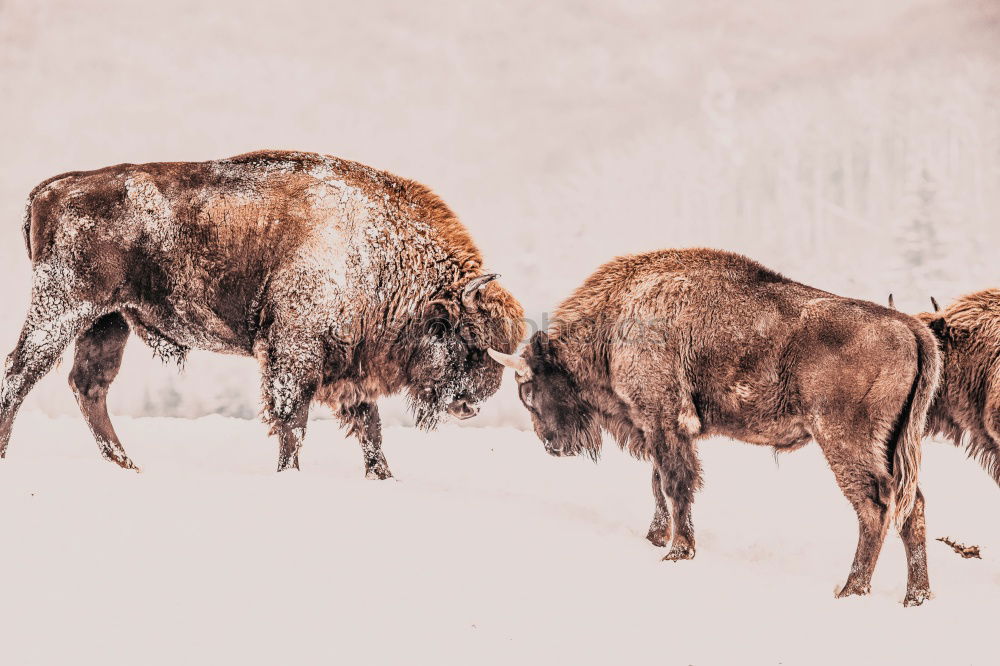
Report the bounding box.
[2,413,999,664]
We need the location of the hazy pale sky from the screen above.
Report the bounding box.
[1,0,996,420]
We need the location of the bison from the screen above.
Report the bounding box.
[489,249,940,605]
[907,290,1000,485]
[0,150,524,476]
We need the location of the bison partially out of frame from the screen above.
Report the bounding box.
[490,248,940,605]
[1,150,523,476]
[912,290,1000,486]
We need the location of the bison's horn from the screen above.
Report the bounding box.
[487,348,529,376]
[930,296,940,312]
[888,293,895,310]
[462,274,499,309]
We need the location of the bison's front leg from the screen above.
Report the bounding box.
[646,468,673,547]
[273,397,312,472]
[653,431,701,562]
[260,343,321,472]
[340,402,392,480]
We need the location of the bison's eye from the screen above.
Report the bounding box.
[467,347,485,365]
[427,318,452,339]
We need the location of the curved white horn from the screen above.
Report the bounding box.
[462,274,499,309]
[487,348,529,376]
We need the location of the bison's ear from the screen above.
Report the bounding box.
[928,316,948,339]
[530,331,559,364]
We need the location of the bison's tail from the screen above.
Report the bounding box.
[22,180,51,261]
[21,195,33,259]
[21,178,54,260]
[889,318,942,527]
[21,172,82,261]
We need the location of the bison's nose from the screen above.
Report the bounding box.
[447,400,479,420]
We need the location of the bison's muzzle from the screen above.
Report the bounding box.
[446,399,479,420]
[544,441,573,457]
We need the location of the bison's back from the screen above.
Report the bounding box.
[25,151,477,292]
[20,152,422,355]
[558,248,923,434]
[553,248,824,345]
[22,150,489,358]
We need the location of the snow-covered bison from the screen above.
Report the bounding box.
[911,290,1000,486]
[1,150,523,476]
[490,249,940,605]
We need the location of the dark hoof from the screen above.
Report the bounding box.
[835,583,871,599]
[662,545,695,561]
[646,530,670,548]
[111,456,141,473]
[276,459,300,472]
[903,588,931,607]
[99,447,142,473]
[365,464,393,480]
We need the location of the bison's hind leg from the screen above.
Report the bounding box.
[1,299,95,457]
[814,433,893,600]
[69,313,139,471]
[900,487,930,607]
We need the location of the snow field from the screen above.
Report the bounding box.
[0,412,998,663]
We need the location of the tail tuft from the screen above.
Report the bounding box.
[22,200,32,258]
[890,319,941,526]
[21,171,86,261]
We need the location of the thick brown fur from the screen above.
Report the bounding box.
[916,289,1000,486]
[3,150,524,476]
[507,248,940,605]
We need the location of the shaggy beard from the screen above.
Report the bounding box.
[551,417,603,461]
[574,425,603,462]
[408,393,447,431]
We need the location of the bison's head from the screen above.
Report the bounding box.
[489,331,601,458]
[406,274,524,429]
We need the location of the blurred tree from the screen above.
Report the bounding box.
[896,166,952,298]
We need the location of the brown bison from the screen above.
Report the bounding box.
[490,249,940,605]
[1,150,523,476]
[909,290,1000,484]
